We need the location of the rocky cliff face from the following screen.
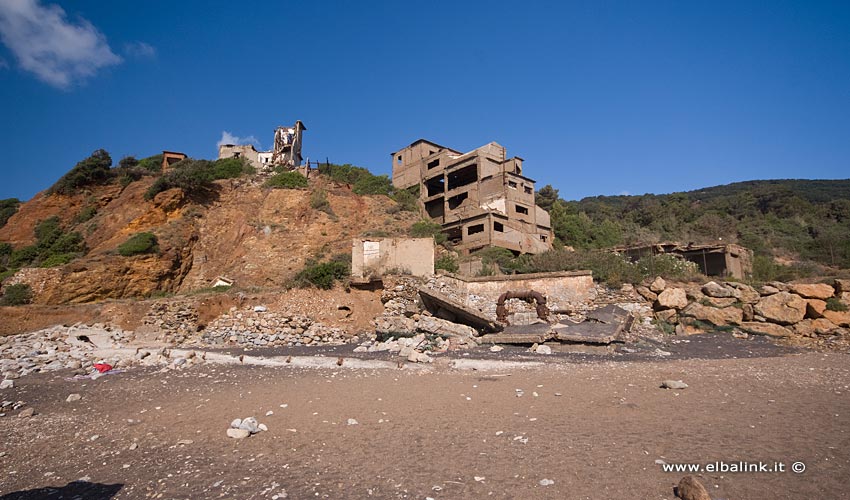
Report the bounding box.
[0,175,417,304]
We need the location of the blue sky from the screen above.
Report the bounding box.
[0,0,848,202]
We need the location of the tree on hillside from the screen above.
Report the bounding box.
[49,149,113,195]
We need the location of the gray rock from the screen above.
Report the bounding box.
[539,479,555,486]
[238,417,259,434]
[347,418,359,425]
[226,428,251,439]
[18,407,34,418]
[702,281,738,298]
[0,380,13,390]
[66,394,82,403]
[230,418,242,428]
[661,380,688,390]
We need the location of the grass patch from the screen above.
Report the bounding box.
[826,297,848,312]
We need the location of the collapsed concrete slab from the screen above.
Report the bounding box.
[478,305,634,346]
[418,286,501,333]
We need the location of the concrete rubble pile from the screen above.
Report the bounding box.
[199,305,350,347]
[640,277,850,348]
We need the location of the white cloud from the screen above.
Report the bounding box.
[217,131,260,149]
[618,190,632,196]
[124,41,156,59]
[0,0,122,88]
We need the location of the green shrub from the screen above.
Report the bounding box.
[265,171,308,189]
[118,156,140,169]
[410,220,447,244]
[353,175,392,196]
[636,253,701,281]
[118,232,159,256]
[390,187,420,212]
[0,268,18,282]
[212,157,254,179]
[310,189,332,212]
[7,217,86,268]
[144,159,214,200]
[0,242,11,257]
[826,297,848,312]
[9,246,38,268]
[136,154,163,173]
[503,248,644,287]
[49,149,113,195]
[435,255,459,273]
[294,261,349,289]
[1,283,33,306]
[39,253,75,267]
[0,198,20,228]
[74,206,97,223]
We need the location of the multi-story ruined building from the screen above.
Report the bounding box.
[218,120,306,172]
[391,139,552,255]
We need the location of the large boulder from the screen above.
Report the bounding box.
[649,276,667,293]
[740,321,793,337]
[702,281,738,299]
[835,279,850,294]
[729,282,760,304]
[635,285,658,302]
[703,297,737,308]
[823,310,850,328]
[655,309,678,324]
[375,316,416,336]
[416,316,477,338]
[805,299,827,319]
[680,303,743,326]
[790,283,835,300]
[655,288,688,310]
[794,318,839,337]
[754,292,807,325]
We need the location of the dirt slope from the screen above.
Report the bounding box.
[0,175,418,304]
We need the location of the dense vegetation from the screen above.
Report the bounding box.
[118,232,159,256]
[0,198,20,228]
[265,171,308,189]
[48,149,114,195]
[3,216,86,270]
[144,157,254,200]
[293,254,351,289]
[0,283,33,306]
[535,180,850,277]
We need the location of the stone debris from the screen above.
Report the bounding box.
[661,380,688,390]
[539,479,555,486]
[66,393,81,403]
[201,307,350,347]
[0,379,13,390]
[227,416,267,438]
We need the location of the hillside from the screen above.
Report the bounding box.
[0,152,419,304]
[537,179,850,277]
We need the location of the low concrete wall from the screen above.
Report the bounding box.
[351,238,434,278]
[440,270,596,306]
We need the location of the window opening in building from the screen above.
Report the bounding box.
[467,224,485,235]
[448,192,468,209]
[427,158,440,169]
[516,205,529,215]
[494,222,504,232]
[447,164,478,191]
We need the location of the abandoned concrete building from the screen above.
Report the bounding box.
[161,151,187,171]
[391,139,552,255]
[614,242,754,280]
[218,120,306,172]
